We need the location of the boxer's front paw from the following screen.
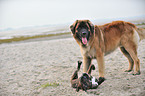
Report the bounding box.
[98,77,106,85]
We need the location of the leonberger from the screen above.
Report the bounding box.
[70,20,145,80]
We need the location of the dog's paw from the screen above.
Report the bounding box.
[132,71,141,75]
[91,65,95,70]
[98,77,106,85]
[77,60,82,70]
[124,69,132,72]
[78,60,82,64]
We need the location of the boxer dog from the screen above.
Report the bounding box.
[71,61,105,92]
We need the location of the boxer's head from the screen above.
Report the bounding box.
[71,61,101,92]
[76,65,95,92]
[76,73,92,92]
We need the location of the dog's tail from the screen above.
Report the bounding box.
[136,28,145,41]
[87,64,95,75]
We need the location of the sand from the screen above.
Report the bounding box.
[0,35,145,96]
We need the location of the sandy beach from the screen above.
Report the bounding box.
[0,33,145,96]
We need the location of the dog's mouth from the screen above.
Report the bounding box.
[75,28,89,46]
[82,37,87,45]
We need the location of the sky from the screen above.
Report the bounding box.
[0,0,145,29]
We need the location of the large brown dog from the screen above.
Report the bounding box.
[70,20,145,79]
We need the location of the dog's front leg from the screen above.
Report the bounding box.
[83,56,92,72]
[96,51,105,78]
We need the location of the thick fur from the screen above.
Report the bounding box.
[70,20,145,78]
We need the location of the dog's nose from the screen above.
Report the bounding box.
[82,32,87,36]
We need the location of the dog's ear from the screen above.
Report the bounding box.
[70,20,78,34]
[87,20,95,34]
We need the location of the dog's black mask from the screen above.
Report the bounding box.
[70,20,95,46]
[76,22,90,46]
[79,73,92,91]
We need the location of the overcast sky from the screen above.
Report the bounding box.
[0,0,145,29]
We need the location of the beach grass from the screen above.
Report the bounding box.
[1,22,145,44]
[39,82,60,89]
[0,32,71,44]
[135,22,145,26]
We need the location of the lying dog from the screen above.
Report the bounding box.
[71,61,105,92]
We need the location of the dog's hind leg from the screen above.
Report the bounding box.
[121,29,140,75]
[121,42,140,75]
[120,47,134,72]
